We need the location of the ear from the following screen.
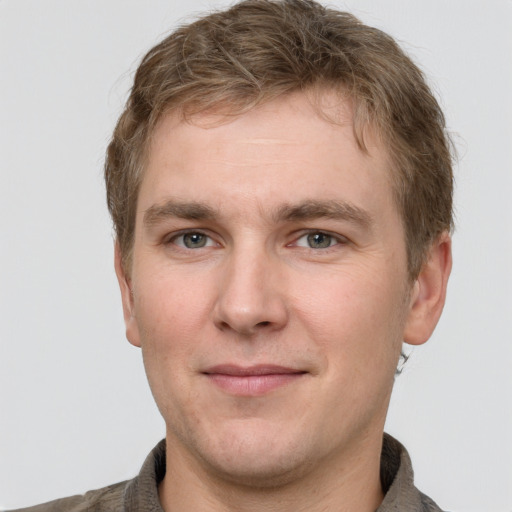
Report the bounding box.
[403,232,452,345]
[114,242,141,347]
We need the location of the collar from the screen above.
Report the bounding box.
[123,434,443,511]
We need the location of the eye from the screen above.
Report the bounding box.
[294,231,345,249]
[171,232,215,249]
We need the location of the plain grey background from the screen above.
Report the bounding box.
[1,1,511,510]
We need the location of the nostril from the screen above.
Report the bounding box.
[257,321,271,327]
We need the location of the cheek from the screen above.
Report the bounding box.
[292,267,405,367]
[136,267,211,328]
[133,274,206,418]
[133,270,215,375]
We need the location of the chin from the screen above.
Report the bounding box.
[203,449,314,489]
[181,420,317,488]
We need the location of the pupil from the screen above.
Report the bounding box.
[308,233,331,248]
[184,233,206,248]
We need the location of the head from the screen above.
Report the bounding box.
[105,0,453,281]
[106,0,453,502]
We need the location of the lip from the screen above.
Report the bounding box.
[203,365,307,396]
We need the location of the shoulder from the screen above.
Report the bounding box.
[419,490,450,512]
[379,434,447,512]
[7,480,128,512]
[8,439,166,512]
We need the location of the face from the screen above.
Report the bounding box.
[117,93,421,486]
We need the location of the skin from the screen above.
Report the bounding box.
[116,92,451,512]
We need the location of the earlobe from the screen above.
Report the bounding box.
[403,232,452,345]
[114,243,141,348]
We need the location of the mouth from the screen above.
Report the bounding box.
[202,365,307,396]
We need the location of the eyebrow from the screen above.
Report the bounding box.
[143,198,373,229]
[274,200,373,228]
[143,200,218,227]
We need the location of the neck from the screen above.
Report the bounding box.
[158,430,385,512]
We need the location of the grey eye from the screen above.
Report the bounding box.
[182,233,208,248]
[307,232,333,248]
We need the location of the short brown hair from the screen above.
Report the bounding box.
[105,0,453,278]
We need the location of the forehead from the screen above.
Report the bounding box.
[139,92,396,225]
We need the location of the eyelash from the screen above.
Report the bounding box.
[165,229,348,251]
[166,230,217,249]
[291,230,349,250]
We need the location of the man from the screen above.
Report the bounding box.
[13,0,453,510]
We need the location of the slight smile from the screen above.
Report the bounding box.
[203,365,308,396]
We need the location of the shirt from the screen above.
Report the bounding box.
[10,434,445,511]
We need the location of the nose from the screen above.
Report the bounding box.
[213,246,289,336]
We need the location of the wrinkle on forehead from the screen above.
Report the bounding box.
[233,138,301,145]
